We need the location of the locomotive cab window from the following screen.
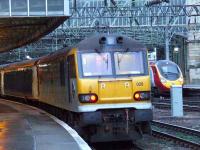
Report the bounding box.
[80,51,147,77]
[81,53,112,77]
[114,51,145,75]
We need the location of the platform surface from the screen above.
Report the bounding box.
[0,99,89,150]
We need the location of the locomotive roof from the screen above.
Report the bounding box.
[37,34,146,64]
[0,34,146,71]
[76,34,146,51]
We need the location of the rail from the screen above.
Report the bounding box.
[151,120,200,149]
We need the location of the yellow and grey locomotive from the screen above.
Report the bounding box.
[0,34,153,142]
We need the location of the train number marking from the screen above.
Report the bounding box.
[136,82,143,86]
[101,83,106,89]
[124,82,129,88]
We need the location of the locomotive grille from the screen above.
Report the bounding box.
[101,109,135,123]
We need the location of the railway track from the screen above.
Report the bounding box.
[183,88,200,97]
[184,96,200,101]
[153,97,200,106]
[152,102,200,111]
[151,120,200,149]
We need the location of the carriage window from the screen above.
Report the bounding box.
[81,53,112,77]
[114,51,145,75]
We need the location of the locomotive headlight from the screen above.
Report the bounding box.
[134,93,140,100]
[160,77,167,83]
[134,91,150,101]
[79,94,98,103]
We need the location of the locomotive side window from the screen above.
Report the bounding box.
[60,60,66,86]
[67,55,77,103]
[114,51,144,75]
[67,55,76,78]
[81,53,112,77]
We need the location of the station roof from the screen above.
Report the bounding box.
[0,16,67,53]
[0,0,69,52]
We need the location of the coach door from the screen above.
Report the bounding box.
[67,55,77,103]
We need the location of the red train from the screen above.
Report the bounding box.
[150,60,184,96]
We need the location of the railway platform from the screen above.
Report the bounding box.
[0,99,91,150]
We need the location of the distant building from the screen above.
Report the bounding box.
[186,0,200,84]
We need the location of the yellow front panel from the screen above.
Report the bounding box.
[77,76,151,104]
[132,76,151,92]
[98,80,132,103]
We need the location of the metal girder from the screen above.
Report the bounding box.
[4,2,200,63]
[51,5,198,48]
[70,5,200,18]
[56,26,165,43]
[68,5,200,29]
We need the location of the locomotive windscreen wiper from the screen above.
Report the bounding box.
[117,49,129,67]
[116,52,128,69]
[117,54,120,69]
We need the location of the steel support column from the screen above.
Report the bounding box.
[165,32,170,60]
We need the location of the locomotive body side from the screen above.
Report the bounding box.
[36,49,80,111]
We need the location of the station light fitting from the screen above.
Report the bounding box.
[25,55,32,60]
[174,47,179,53]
